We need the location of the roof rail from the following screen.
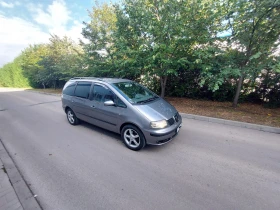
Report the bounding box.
[70,77,100,80]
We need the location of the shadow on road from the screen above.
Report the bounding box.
[77,120,170,152]
[78,120,121,141]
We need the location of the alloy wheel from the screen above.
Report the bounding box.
[123,128,140,148]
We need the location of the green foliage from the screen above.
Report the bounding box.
[20,44,49,87]
[193,0,280,106]
[81,3,117,77]
[166,67,236,101]
[225,0,280,106]
[0,57,30,87]
[1,34,85,89]
[238,57,280,108]
[112,0,225,97]
[20,35,85,88]
[259,59,280,108]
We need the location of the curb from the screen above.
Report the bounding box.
[180,113,280,134]
[0,139,42,210]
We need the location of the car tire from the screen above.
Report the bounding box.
[121,125,146,151]
[66,108,79,125]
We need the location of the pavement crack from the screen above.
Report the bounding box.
[0,109,7,111]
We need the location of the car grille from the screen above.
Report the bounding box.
[167,117,175,125]
[174,112,179,122]
[167,112,179,126]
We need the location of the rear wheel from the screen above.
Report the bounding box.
[121,125,146,151]
[66,108,79,125]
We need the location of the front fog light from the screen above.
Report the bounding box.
[150,120,168,129]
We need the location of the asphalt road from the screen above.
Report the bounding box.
[0,89,279,210]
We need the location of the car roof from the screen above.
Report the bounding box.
[69,77,131,84]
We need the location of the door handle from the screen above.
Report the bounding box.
[91,105,95,108]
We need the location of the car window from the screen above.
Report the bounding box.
[74,82,92,99]
[92,84,126,108]
[92,85,114,102]
[115,97,127,108]
[63,82,76,96]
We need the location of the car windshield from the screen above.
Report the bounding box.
[112,82,159,104]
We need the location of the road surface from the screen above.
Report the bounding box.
[0,89,279,210]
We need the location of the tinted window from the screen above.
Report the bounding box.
[75,82,92,98]
[63,82,76,96]
[92,85,114,102]
[91,84,126,107]
[115,97,126,108]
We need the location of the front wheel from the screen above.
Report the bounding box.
[66,108,79,125]
[121,125,146,151]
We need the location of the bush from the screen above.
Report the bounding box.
[0,61,30,87]
[242,92,263,104]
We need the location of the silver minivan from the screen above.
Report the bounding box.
[61,77,182,150]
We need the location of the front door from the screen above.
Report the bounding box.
[85,84,126,133]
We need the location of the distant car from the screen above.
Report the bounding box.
[61,77,182,151]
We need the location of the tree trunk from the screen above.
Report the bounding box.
[42,83,45,89]
[160,76,167,98]
[232,75,244,107]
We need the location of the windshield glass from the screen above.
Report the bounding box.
[112,82,159,104]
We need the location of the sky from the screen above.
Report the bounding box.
[0,0,117,67]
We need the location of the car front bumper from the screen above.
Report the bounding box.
[143,115,182,145]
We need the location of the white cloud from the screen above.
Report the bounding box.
[32,0,70,29]
[28,0,84,41]
[67,21,85,41]
[0,0,85,67]
[0,15,49,66]
[0,1,14,8]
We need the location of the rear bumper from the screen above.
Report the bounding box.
[143,115,182,145]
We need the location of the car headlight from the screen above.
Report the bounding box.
[150,120,168,129]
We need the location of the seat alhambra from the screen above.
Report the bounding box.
[61,77,182,150]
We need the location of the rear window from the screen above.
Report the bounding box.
[74,82,92,99]
[63,82,76,96]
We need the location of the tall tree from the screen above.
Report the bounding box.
[82,3,117,76]
[114,0,223,97]
[21,44,49,88]
[39,35,85,88]
[21,36,84,88]
[224,0,280,107]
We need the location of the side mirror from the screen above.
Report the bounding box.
[104,100,115,106]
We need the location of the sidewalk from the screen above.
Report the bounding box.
[0,141,41,210]
[0,158,23,210]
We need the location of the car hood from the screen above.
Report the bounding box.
[134,98,177,121]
